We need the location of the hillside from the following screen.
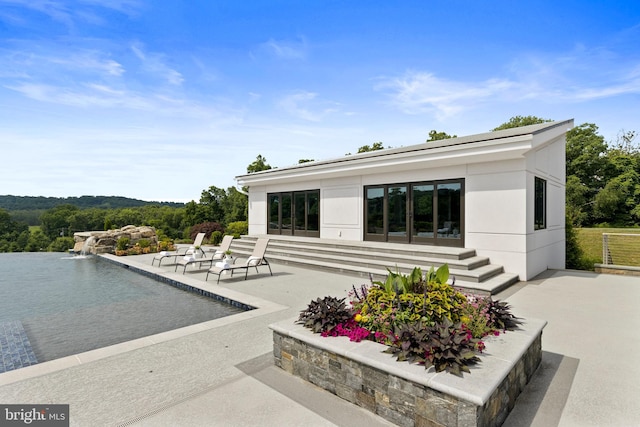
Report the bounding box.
[0,195,184,211]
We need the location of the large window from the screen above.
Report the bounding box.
[364,179,464,247]
[534,177,546,230]
[268,190,320,237]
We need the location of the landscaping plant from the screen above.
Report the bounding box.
[298,264,521,376]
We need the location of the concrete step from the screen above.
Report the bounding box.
[226,235,519,295]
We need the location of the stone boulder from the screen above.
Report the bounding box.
[73,225,159,254]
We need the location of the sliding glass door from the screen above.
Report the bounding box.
[364,179,464,247]
[267,190,320,237]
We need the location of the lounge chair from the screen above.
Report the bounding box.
[437,221,453,237]
[205,238,272,283]
[152,232,206,266]
[175,235,234,274]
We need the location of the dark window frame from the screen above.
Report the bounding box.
[364,178,464,247]
[267,190,320,237]
[534,177,547,230]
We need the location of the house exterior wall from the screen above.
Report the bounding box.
[241,121,571,281]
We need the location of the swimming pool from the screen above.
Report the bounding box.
[0,253,247,373]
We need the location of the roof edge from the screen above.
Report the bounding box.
[236,119,574,182]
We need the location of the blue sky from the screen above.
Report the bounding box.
[1,1,639,202]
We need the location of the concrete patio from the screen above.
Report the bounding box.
[0,253,638,426]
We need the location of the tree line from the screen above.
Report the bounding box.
[0,186,251,253]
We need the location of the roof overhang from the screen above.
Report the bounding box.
[236,119,574,186]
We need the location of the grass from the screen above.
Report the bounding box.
[576,227,640,266]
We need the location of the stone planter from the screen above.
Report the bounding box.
[270,317,546,427]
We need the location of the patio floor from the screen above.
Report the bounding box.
[0,254,638,426]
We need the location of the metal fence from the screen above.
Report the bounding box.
[602,233,640,267]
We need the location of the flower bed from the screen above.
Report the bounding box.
[271,265,546,426]
[297,265,522,376]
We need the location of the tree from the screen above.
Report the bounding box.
[426,130,457,141]
[610,130,638,154]
[40,204,79,240]
[346,141,387,155]
[199,186,227,223]
[357,141,385,153]
[247,155,272,173]
[24,229,51,252]
[564,123,609,226]
[492,115,552,131]
[0,209,29,252]
[566,175,589,226]
[222,186,248,224]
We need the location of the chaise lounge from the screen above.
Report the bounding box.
[175,234,234,274]
[205,238,272,283]
[152,232,206,266]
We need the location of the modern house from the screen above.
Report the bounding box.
[236,119,573,281]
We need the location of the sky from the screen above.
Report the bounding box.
[1,1,639,203]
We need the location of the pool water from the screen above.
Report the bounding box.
[0,253,245,373]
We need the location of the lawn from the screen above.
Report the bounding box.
[576,227,640,266]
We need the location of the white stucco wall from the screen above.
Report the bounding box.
[247,186,267,235]
[464,159,529,279]
[238,120,571,281]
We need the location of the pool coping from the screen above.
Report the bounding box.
[0,254,287,386]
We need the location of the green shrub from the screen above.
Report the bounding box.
[297,296,354,334]
[354,266,466,342]
[137,239,151,248]
[157,239,174,251]
[385,318,480,377]
[210,230,223,246]
[116,237,130,251]
[226,221,248,238]
[301,263,523,377]
[48,237,75,252]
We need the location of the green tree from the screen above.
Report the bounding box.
[40,204,79,240]
[427,130,457,141]
[247,155,272,173]
[357,141,385,153]
[0,209,29,252]
[566,175,589,226]
[48,236,75,252]
[199,186,227,223]
[565,123,609,226]
[492,115,552,131]
[223,186,248,224]
[24,229,51,252]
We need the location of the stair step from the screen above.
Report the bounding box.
[222,235,519,295]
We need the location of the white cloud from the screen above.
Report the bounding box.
[261,37,308,60]
[0,0,143,28]
[277,91,339,122]
[376,72,514,119]
[131,43,184,86]
[377,43,640,120]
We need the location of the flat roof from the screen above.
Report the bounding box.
[236,119,574,183]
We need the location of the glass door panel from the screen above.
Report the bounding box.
[436,183,461,242]
[281,193,292,235]
[268,194,280,234]
[307,190,320,236]
[387,185,408,242]
[294,192,306,231]
[412,184,434,242]
[365,187,385,241]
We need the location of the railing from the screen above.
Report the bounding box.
[602,233,640,267]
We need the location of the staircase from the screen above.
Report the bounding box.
[228,235,518,296]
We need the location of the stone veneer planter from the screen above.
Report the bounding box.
[270,317,546,427]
